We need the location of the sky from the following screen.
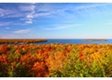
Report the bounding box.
[0,3,112,39]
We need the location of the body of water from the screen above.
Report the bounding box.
[37,39,112,44]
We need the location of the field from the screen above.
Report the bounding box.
[0,42,112,77]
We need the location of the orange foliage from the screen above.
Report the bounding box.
[0,43,110,77]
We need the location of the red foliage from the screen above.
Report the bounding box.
[20,53,37,66]
[79,52,85,61]
[0,55,8,64]
[31,61,49,77]
[0,45,8,54]
[0,44,73,76]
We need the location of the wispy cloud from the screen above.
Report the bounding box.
[57,4,111,18]
[0,21,26,27]
[0,4,37,25]
[26,5,36,24]
[0,8,16,17]
[0,33,33,39]
[13,29,31,34]
[0,4,72,25]
[0,7,24,18]
[45,24,80,30]
[0,3,110,25]
[59,4,109,12]
[35,4,55,18]
[19,4,36,24]
[75,4,107,10]
[35,12,52,18]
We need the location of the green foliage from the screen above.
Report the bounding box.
[50,46,112,77]
[60,48,91,77]
[49,70,63,77]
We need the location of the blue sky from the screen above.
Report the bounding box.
[0,3,112,39]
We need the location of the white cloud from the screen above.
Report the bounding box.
[0,4,36,25]
[13,29,31,34]
[20,4,36,24]
[0,4,39,26]
[25,13,34,24]
[0,3,110,27]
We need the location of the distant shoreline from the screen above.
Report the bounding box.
[0,39,47,44]
[0,39,110,44]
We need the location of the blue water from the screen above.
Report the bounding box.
[37,39,112,44]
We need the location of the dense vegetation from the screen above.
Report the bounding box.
[0,43,112,77]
